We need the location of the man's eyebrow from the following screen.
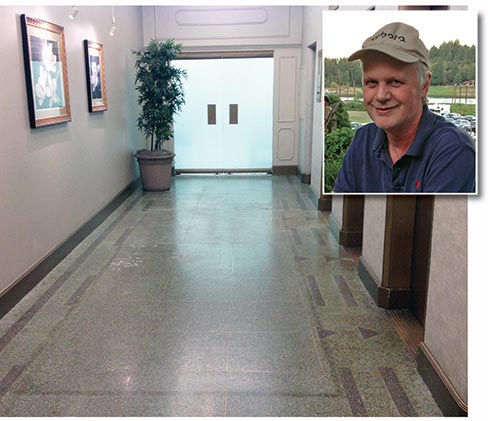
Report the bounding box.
[386,76,407,83]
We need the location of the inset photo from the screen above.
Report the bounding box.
[323,10,477,194]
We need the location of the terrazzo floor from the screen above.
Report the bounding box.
[0,174,442,416]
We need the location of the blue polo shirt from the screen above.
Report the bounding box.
[333,107,476,193]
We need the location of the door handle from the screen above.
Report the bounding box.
[229,104,238,125]
[207,104,216,125]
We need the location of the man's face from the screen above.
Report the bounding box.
[361,51,430,135]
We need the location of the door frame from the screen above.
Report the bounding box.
[173,50,275,174]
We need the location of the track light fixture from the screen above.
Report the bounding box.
[109,6,117,36]
[109,22,117,36]
[68,6,79,20]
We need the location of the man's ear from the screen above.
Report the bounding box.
[423,71,432,94]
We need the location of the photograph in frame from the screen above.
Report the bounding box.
[83,40,108,112]
[20,14,71,128]
[322,10,477,195]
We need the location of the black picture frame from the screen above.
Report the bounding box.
[83,40,108,112]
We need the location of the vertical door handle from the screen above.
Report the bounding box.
[207,104,216,125]
[229,104,238,125]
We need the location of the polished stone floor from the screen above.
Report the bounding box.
[0,175,442,416]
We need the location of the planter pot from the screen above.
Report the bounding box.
[135,149,175,191]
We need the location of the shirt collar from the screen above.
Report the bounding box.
[406,106,437,157]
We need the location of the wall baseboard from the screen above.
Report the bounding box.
[417,343,467,416]
[272,165,298,176]
[296,169,311,185]
[358,257,380,303]
[329,213,362,247]
[318,194,331,212]
[0,179,139,319]
[304,185,330,212]
[358,257,410,309]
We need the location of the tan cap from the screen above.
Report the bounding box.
[348,22,430,68]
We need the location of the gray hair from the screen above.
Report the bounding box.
[414,61,431,105]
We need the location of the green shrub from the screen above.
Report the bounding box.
[327,94,351,130]
[344,100,366,111]
[324,127,355,192]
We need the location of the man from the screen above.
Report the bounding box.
[333,22,476,193]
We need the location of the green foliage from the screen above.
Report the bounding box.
[325,40,475,88]
[430,41,475,85]
[324,127,354,192]
[344,100,366,111]
[327,94,351,129]
[324,57,362,87]
[133,39,187,151]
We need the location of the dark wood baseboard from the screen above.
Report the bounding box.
[298,172,311,185]
[340,230,362,247]
[0,179,139,319]
[329,214,362,247]
[377,286,410,309]
[318,194,332,212]
[358,257,410,309]
[306,188,330,212]
[272,165,297,176]
[358,257,380,303]
[417,343,467,416]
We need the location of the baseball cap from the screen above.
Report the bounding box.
[348,22,430,68]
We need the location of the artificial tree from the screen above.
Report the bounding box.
[133,39,186,190]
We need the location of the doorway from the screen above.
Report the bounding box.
[173,56,274,172]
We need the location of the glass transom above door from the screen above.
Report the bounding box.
[173,57,273,171]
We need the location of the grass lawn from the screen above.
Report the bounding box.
[348,106,475,123]
[342,84,476,122]
[348,110,371,124]
[428,85,476,99]
[329,85,476,100]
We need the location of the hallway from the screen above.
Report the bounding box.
[0,175,442,416]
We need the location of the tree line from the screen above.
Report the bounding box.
[324,40,476,87]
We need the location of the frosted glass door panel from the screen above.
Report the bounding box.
[173,60,223,169]
[220,58,273,169]
[173,57,273,171]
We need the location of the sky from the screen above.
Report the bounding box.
[323,10,477,59]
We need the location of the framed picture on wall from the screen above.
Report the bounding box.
[20,15,71,128]
[83,40,108,112]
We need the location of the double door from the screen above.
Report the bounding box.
[173,57,274,171]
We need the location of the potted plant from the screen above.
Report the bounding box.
[133,39,186,191]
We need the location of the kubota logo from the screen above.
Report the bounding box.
[371,31,407,43]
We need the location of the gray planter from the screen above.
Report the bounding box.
[135,149,175,191]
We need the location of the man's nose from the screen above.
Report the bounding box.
[375,83,391,102]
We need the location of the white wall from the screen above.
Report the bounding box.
[0,5,144,296]
[301,6,327,198]
[142,5,303,170]
[330,195,344,227]
[360,196,387,281]
[424,196,468,403]
[144,5,303,47]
